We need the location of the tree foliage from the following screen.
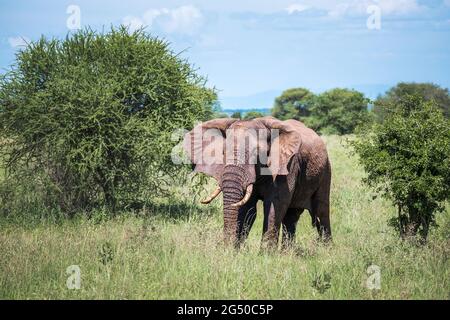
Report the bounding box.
[307,88,370,135]
[0,27,216,214]
[243,111,265,120]
[374,82,450,122]
[272,88,315,121]
[271,87,369,135]
[230,111,242,119]
[351,95,450,241]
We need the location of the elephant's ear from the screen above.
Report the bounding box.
[258,117,302,176]
[183,118,238,180]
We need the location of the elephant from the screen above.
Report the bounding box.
[183,116,331,249]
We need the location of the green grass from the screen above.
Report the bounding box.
[0,136,449,299]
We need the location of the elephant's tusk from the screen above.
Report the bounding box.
[230,184,254,208]
[200,186,222,204]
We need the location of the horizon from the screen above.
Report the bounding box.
[1,0,450,109]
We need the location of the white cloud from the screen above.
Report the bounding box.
[286,0,425,17]
[8,36,30,48]
[143,9,169,26]
[122,5,203,35]
[161,6,202,34]
[377,0,423,15]
[286,4,309,14]
[122,16,145,32]
[330,0,425,17]
[327,2,352,17]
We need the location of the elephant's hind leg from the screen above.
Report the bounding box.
[281,208,303,249]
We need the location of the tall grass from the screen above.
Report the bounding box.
[0,136,448,299]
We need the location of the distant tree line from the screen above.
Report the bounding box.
[230,110,266,120]
[271,83,450,135]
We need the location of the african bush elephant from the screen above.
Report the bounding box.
[183,116,331,248]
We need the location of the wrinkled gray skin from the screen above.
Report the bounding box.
[183,117,331,249]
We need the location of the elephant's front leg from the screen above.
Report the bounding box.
[237,197,258,245]
[262,200,288,249]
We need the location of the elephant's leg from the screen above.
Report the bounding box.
[311,193,331,242]
[237,196,258,245]
[262,200,289,250]
[281,208,303,249]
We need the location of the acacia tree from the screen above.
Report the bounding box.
[352,95,450,242]
[0,27,216,213]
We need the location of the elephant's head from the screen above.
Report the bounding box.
[183,117,301,243]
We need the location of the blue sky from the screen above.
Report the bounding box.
[1,0,450,109]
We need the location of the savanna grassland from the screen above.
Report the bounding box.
[0,136,448,299]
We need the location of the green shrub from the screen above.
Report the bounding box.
[0,27,216,214]
[351,95,450,241]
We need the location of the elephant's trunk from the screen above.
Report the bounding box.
[221,165,248,244]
